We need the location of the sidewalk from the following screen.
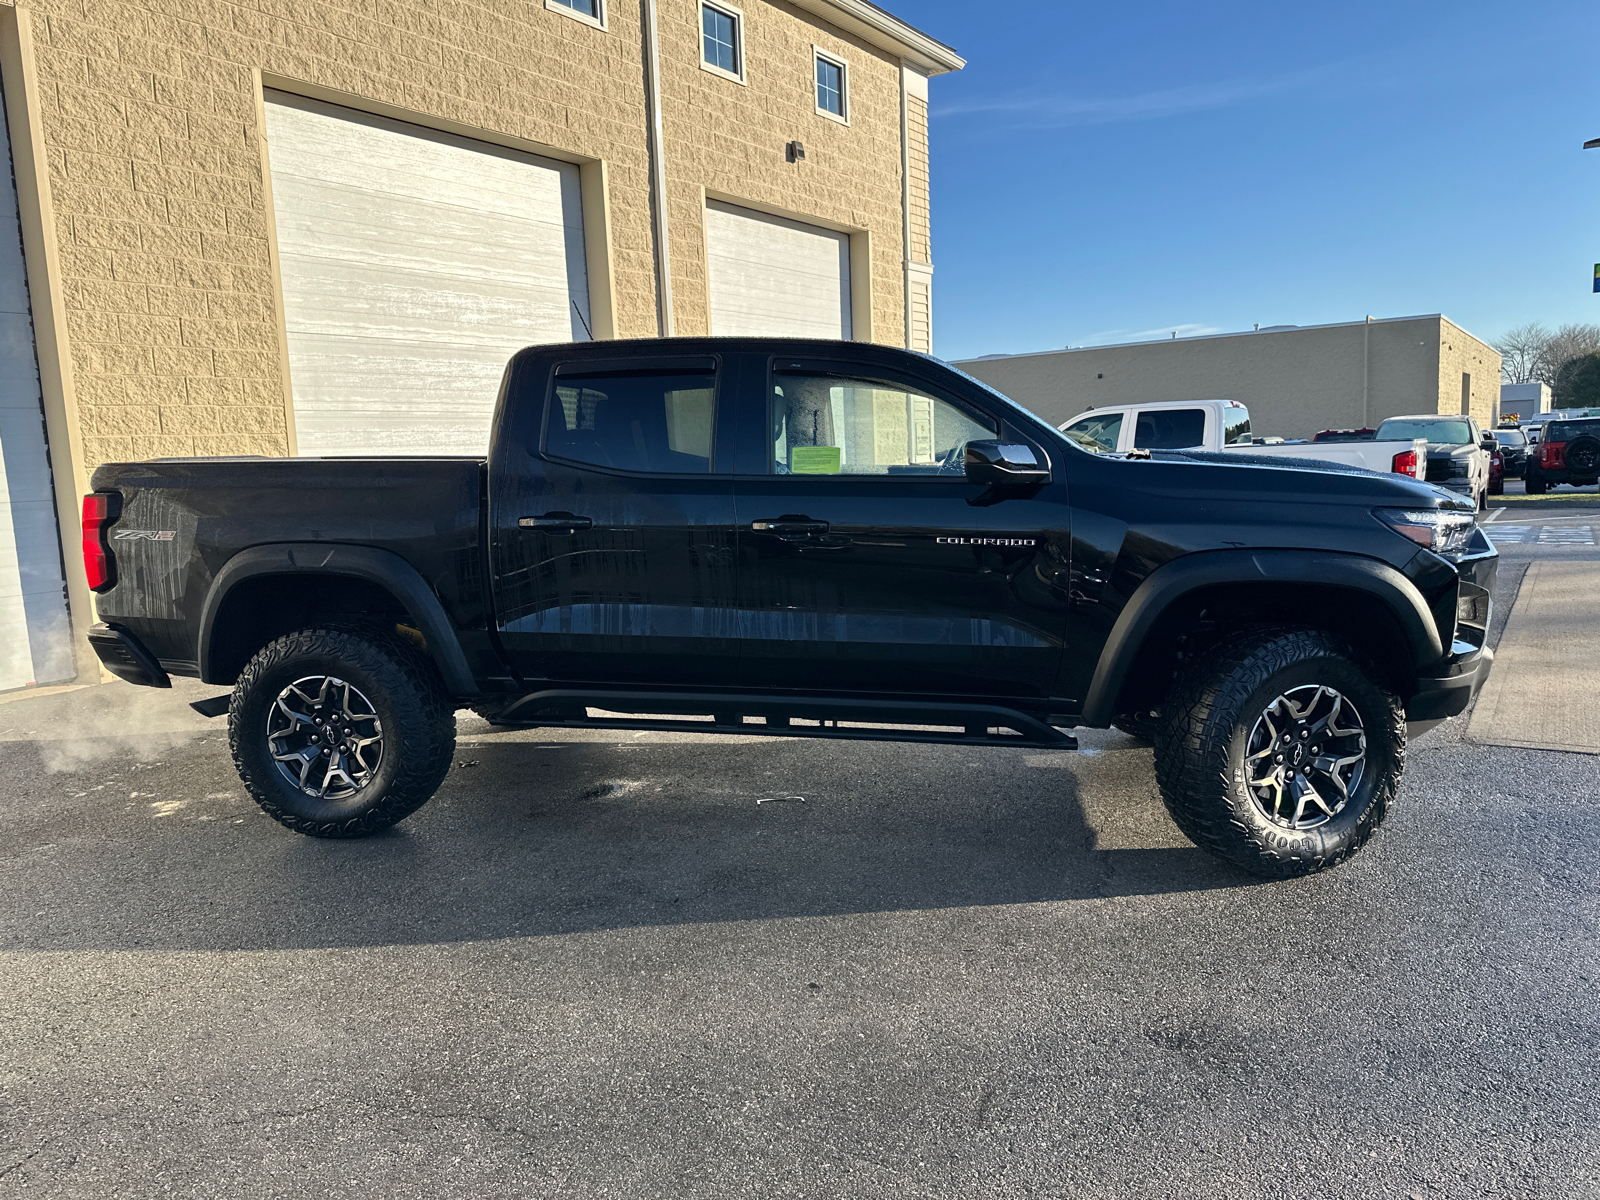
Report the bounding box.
[1469,560,1600,754]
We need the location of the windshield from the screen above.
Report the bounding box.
[1375,418,1473,445]
[1061,411,1124,454]
[1494,430,1526,446]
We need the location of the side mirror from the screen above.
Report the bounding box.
[1480,433,1497,450]
[964,440,1050,487]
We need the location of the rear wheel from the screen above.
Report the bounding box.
[229,625,456,837]
[1524,471,1544,494]
[1154,628,1404,878]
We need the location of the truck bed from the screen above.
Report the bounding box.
[88,456,490,681]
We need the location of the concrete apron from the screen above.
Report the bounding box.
[1469,560,1600,754]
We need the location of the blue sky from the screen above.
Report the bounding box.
[898,1,1600,361]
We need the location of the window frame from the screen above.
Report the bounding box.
[545,0,606,31]
[759,359,1006,481]
[699,1,746,85]
[539,357,725,478]
[812,47,849,124]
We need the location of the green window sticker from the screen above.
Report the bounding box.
[790,446,842,474]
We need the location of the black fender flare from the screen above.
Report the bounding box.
[1079,548,1445,727]
[198,543,477,695]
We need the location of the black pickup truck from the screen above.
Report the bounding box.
[85,338,1497,878]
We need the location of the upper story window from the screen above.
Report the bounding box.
[701,3,744,81]
[547,0,604,29]
[814,50,847,122]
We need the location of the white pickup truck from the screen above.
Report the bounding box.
[1058,399,1427,479]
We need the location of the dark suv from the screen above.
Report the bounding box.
[1524,417,1600,493]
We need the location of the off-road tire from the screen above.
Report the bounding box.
[1113,709,1162,742]
[1566,435,1600,474]
[1153,627,1404,879]
[230,625,456,837]
[1525,471,1547,494]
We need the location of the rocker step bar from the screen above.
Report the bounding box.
[491,689,1078,750]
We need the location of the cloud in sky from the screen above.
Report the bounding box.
[1074,323,1224,347]
[933,59,1365,129]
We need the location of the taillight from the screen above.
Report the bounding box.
[81,492,118,591]
[1391,449,1419,478]
[1541,441,1566,470]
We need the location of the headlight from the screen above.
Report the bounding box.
[1373,508,1477,555]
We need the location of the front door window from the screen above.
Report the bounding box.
[770,372,995,476]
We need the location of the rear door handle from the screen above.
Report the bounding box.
[751,518,829,535]
[519,512,593,533]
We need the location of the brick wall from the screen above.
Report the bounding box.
[9,0,921,473]
[1437,317,1502,428]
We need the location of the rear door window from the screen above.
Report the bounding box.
[1133,408,1206,450]
[546,369,715,473]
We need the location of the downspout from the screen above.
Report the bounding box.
[642,0,674,336]
[1362,314,1371,427]
[898,64,912,350]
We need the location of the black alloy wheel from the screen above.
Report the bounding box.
[1154,627,1404,878]
[230,625,456,837]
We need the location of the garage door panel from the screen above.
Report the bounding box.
[268,174,587,291]
[264,93,590,457]
[276,257,586,348]
[0,66,73,692]
[283,334,515,455]
[706,200,850,340]
[265,95,584,221]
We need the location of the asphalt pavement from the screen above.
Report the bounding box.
[2,505,1597,1199]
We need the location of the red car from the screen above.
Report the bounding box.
[1488,443,1504,495]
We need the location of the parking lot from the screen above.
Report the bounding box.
[3,504,1598,1199]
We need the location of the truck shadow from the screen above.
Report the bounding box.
[8,729,1260,953]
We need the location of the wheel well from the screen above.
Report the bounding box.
[1113,582,1417,717]
[206,574,414,685]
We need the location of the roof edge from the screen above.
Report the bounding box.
[954,314,1474,365]
[788,0,965,75]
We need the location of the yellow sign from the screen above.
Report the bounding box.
[790,446,842,474]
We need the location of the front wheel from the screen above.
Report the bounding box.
[229,625,456,837]
[1154,628,1404,878]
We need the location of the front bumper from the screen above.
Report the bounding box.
[1407,641,1493,723]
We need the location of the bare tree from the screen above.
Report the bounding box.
[1535,322,1600,387]
[1493,321,1550,383]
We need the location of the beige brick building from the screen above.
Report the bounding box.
[958,315,1503,442]
[0,0,961,690]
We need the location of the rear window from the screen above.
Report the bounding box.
[1543,419,1600,443]
[1374,418,1473,445]
[1222,405,1252,446]
[1133,408,1206,450]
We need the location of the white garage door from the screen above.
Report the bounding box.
[263,93,592,456]
[705,200,851,339]
[0,75,73,693]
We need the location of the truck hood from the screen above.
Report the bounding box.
[1150,449,1468,507]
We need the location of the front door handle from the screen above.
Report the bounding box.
[519,512,593,533]
[751,518,829,536]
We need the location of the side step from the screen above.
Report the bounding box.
[491,689,1078,750]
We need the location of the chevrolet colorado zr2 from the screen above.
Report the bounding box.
[83,338,1497,878]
